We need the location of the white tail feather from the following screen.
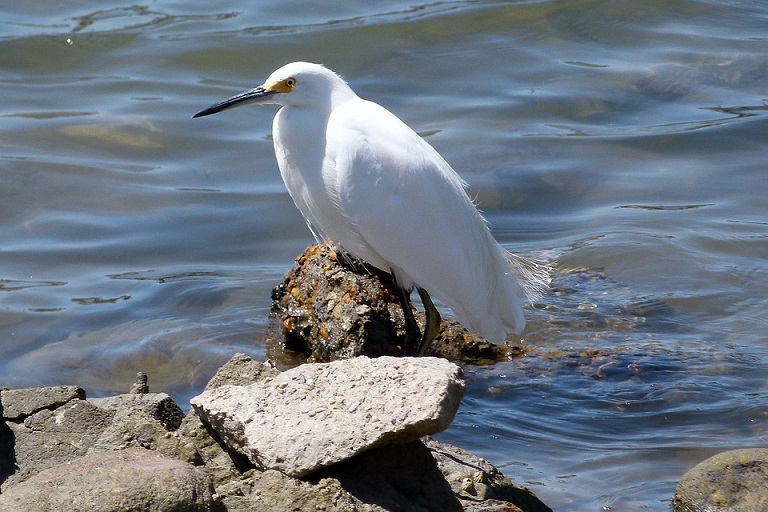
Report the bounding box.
[506,251,553,304]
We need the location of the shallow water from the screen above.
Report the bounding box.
[1,1,767,509]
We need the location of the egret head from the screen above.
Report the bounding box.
[193,62,353,118]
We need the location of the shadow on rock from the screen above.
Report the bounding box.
[0,400,16,488]
[313,440,462,512]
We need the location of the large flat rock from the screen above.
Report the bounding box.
[191,356,464,477]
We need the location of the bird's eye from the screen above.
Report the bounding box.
[284,77,297,89]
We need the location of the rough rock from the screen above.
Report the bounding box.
[91,392,185,429]
[1,390,186,492]
[673,448,768,512]
[425,438,552,512]
[214,437,551,512]
[88,392,186,452]
[2,397,114,489]
[0,354,551,512]
[191,356,465,477]
[0,448,215,512]
[317,439,463,512]
[129,371,149,394]
[269,243,525,363]
[0,386,85,420]
[203,352,280,390]
[221,469,382,512]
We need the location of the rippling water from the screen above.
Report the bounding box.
[2,1,767,509]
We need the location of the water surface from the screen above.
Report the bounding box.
[1,1,767,509]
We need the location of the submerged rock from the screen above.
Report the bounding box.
[191,356,465,477]
[269,244,525,363]
[674,448,768,512]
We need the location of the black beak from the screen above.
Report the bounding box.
[193,86,276,118]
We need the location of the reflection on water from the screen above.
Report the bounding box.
[1,0,767,509]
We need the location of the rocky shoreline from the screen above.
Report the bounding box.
[0,354,552,512]
[2,357,766,512]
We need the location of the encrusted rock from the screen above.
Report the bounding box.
[674,448,768,512]
[191,356,465,477]
[0,448,214,512]
[269,243,522,363]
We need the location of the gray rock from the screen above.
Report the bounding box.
[191,356,464,477]
[129,371,149,394]
[221,438,545,512]
[1,391,188,492]
[222,469,384,512]
[0,358,552,512]
[162,411,248,487]
[0,447,215,512]
[425,438,552,512]
[0,386,85,420]
[2,398,114,490]
[320,439,463,512]
[89,392,185,431]
[203,353,279,390]
[87,393,185,453]
[674,448,768,512]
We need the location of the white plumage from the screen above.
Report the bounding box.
[194,62,549,345]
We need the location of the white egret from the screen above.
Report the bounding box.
[193,62,549,355]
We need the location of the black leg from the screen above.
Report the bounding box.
[416,287,441,357]
[391,274,421,356]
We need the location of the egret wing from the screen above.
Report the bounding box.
[325,98,526,341]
